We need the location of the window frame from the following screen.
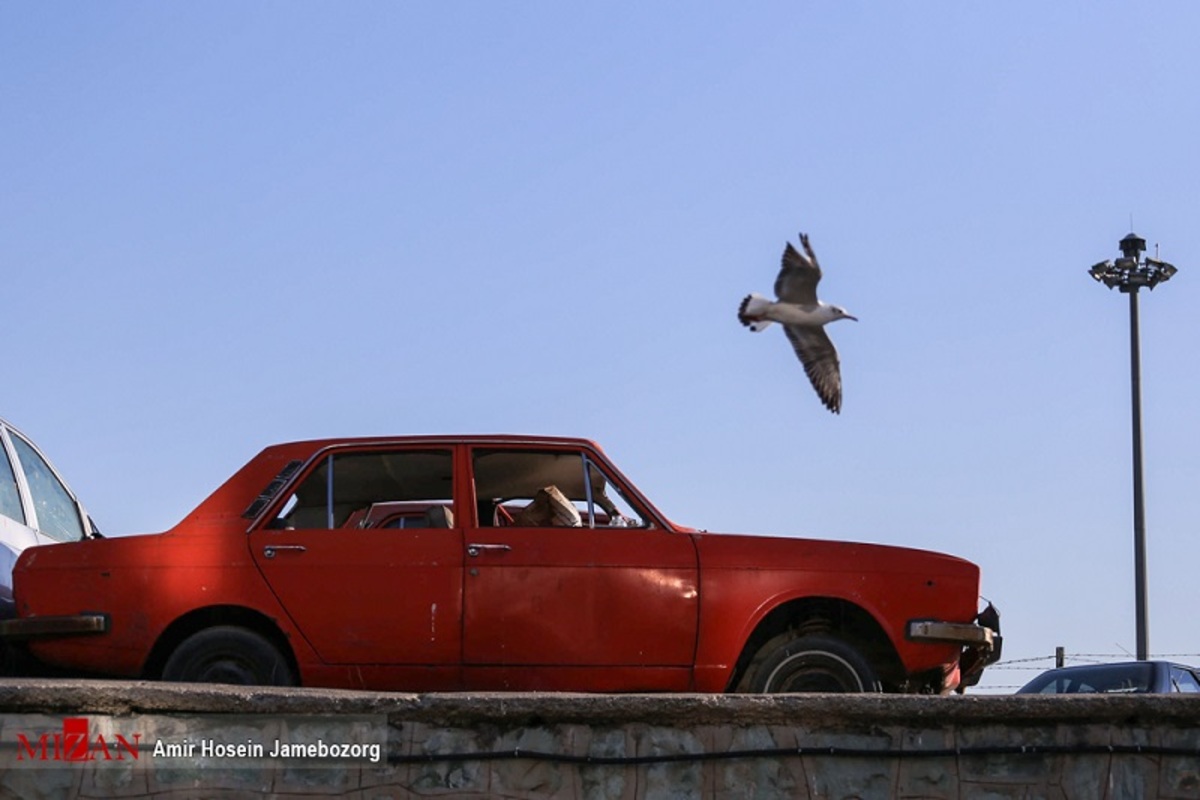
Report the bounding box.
[258,446,458,532]
[469,445,656,530]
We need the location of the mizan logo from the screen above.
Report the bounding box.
[16,717,141,762]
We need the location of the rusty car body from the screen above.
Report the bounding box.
[3,435,999,693]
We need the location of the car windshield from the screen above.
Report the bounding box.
[9,433,85,542]
[1022,662,1155,694]
[0,440,24,526]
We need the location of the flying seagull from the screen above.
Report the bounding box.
[738,232,857,413]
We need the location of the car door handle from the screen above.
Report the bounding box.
[263,545,307,559]
[467,543,512,557]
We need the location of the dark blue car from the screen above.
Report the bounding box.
[1017,660,1200,694]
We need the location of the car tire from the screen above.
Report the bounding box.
[744,634,882,693]
[161,626,295,687]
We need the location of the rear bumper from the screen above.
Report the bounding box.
[0,613,109,640]
[907,602,1002,689]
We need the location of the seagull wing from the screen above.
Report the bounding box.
[783,324,843,413]
[774,239,821,305]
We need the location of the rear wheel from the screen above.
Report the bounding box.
[743,634,881,693]
[162,625,294,686]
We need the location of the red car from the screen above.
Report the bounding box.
[2,435,999,693]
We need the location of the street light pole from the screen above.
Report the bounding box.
[1088,232,1178,662]
[1126,285,1148,662]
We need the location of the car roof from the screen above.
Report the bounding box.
[1041,660,1195,673]
[261,434,604,451]
[184,433,675,533]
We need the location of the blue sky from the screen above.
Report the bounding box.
[4,3,1199,692]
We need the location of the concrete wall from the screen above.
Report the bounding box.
[0,679,1198,799]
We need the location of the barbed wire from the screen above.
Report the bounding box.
[992,652,1200,669]
[982,651,1200,691]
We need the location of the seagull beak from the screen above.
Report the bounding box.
[845,314,858,322]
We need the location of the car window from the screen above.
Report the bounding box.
[0,438,25,526]
[270,449,455,530]
[1022,662,1155,694]
[1170,667,1200,693]
[471,449,648,529]
[9,434,84,542]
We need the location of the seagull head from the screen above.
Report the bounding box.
[829,305,858,323]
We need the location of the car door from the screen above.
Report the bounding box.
[249,446,464,668]
[461,446,699,690]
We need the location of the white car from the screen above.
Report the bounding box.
[0,417,99,620]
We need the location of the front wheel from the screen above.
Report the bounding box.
[743,634,881,693]
[162,625,295,686]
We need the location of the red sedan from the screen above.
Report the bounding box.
[2,435,999,693]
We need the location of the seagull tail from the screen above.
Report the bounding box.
[738,293,773,332]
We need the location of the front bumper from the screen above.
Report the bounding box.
[907,619,996,648]
[0,613,109,640]
[907,602,1002,689]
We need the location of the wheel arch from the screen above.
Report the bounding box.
[142,605,299,683]
[726,596,905,692]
